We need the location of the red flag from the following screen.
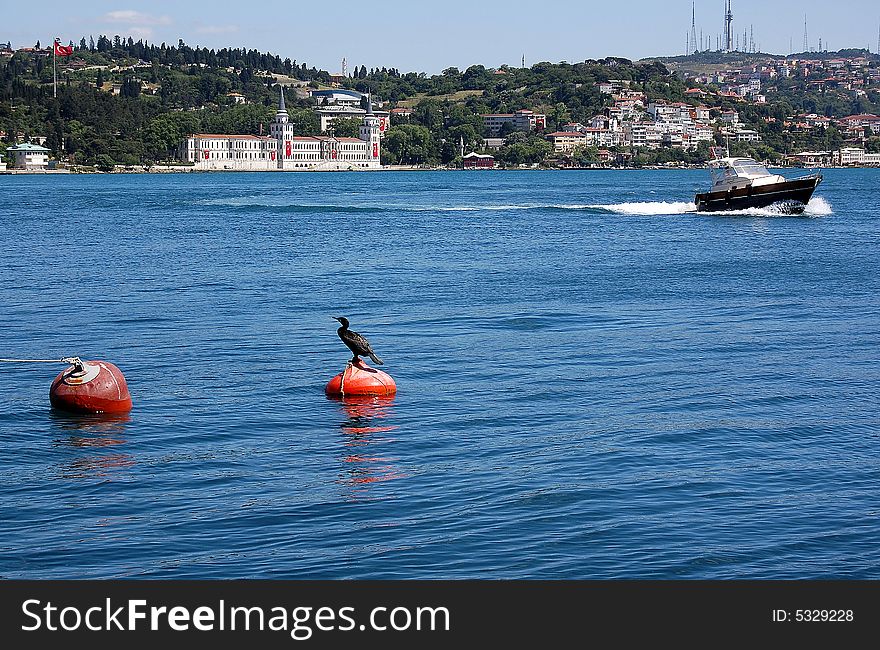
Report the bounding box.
[54,40,73,57]
[373,143,378,158]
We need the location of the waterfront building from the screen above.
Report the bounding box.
[178,134,278,170]
[462,152,494,168]
[791,151,833,166]
[0,153,6,171]
[6,142,49,170]
[180,88,381,170]
[836,147,880,166]
[270,87,381,170]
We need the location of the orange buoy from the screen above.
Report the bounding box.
[326,359,397,397]
[49,359,132,414]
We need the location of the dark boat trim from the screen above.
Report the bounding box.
[695,174,822,212]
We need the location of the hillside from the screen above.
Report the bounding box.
[2,37,880,168]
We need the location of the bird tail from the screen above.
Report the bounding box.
[369,352,384,365]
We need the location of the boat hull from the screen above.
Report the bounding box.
[694,175,822,213]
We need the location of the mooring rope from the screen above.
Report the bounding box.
[0,357,83,368]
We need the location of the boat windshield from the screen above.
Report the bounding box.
[731,161,770,177]
[709,158,771,186]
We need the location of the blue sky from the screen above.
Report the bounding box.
[5,0,880,73]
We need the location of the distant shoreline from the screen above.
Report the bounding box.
[2,165,876,175]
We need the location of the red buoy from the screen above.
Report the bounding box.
[326,359,397,397]
[49,359,132,414]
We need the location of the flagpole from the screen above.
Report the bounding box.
[53,38,57,98]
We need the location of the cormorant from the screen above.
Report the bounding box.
[333,316,384,365]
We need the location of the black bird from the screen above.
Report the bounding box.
[333,316,384,365]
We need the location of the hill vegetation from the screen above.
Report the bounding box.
[2,37,879,168]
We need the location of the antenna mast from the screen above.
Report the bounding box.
[725,1,734,52]
[803,15,809,53]
[690,3,698,55]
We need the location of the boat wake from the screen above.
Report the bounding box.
[586,201,697,215]
[200,197,832,217]
[701,196,833,217]
[589,196,833,217]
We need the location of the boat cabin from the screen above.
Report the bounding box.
[708,157,784,191]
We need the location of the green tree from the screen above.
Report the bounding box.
[95,154,114,171]
[328,116,362,137]
[382,124,436,164]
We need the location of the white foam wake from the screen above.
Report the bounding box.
[701,196,833,217]
[590,201,698,216]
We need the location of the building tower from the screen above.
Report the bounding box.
[724,0,733,52]
[270,85,294,169]
[359,94,381,165]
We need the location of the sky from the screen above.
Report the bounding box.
[4,0,880,74]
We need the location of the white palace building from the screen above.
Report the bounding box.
[179,87,381,171]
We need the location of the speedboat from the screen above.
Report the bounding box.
[695,149,821,213]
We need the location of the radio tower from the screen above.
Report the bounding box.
[803,15,809,53]
[724,1,734,52]
[690,3,698,55]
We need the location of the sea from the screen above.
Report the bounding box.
[0,168,877,579]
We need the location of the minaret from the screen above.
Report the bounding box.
[270,85,293,169]
[360,93,381,166]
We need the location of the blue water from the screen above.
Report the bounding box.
[0,169,878,579]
